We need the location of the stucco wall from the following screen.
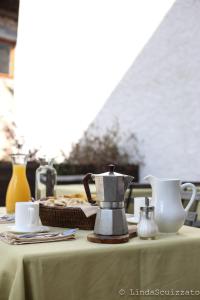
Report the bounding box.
[91,0,200,181]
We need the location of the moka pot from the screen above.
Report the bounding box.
[83,165,134,236]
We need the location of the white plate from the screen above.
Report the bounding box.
[7,225,49,234]
[126,214,139,224]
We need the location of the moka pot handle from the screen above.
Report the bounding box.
[83,173,96,205]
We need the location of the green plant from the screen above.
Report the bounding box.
[0,117,16,160]
[65,121,142,165]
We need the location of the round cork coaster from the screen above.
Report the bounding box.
[87,225,137,244]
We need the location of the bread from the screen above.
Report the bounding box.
[39,196,88,207]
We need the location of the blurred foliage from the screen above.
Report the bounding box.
[0,117,38,161]
[0,117,16,160]
[63,121,142,166]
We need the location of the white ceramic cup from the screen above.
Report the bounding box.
[134,197,153,219]
[15,202,40,231]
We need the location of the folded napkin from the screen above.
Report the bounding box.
[0,215,15,224]
[0,229,76,245]
[69,204,98,217]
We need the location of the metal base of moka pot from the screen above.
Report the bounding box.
[94,207,128,236]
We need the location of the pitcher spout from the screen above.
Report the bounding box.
[144,175,156,186]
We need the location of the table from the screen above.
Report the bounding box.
[1,221,200,300]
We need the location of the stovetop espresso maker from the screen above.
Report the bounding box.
[83,165,134,236]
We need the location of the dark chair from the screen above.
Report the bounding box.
[184,212,198,226]
[125,182,151,211]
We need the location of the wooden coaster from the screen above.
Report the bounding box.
[87,225,137,244]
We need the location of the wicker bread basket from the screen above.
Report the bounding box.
[39,204,96,230]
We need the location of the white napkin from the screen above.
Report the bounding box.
[71,204,98,218]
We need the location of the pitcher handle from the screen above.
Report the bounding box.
[83,173,96,205]
[181,183,197,212]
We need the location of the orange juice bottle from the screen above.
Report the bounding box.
[6,154,31,214]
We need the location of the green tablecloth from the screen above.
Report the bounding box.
[1,221,200,300]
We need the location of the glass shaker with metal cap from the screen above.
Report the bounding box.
[35,158,57,200]
[137,197,158,239]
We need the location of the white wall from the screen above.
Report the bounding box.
[91,0,200,181]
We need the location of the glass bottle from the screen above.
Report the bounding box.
[35,159,57,200]
[6,154,31,214]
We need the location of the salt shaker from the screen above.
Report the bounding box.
[137,197,158,240]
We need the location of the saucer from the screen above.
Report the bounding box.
[126,214,139,224]
[7,225,49,234]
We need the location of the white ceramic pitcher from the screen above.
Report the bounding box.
[144,175,197,233]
